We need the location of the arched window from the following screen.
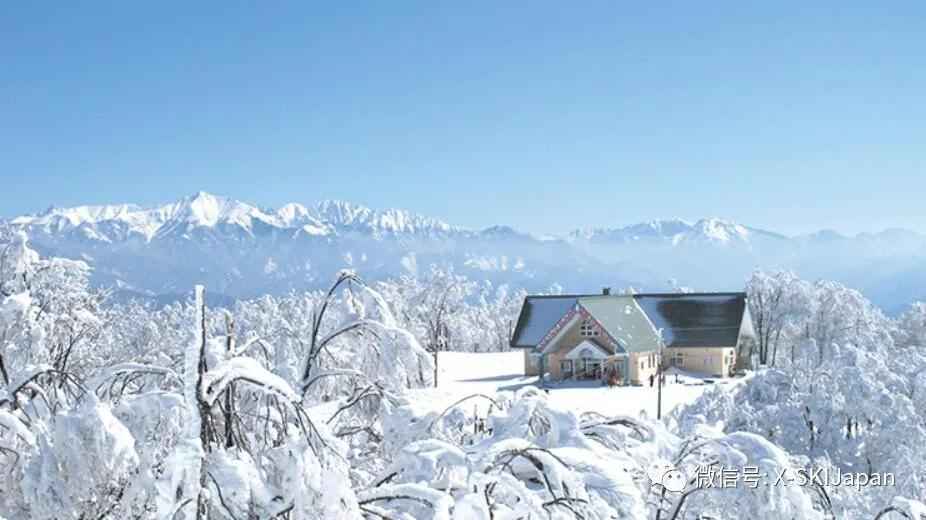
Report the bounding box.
[580,318,599,337]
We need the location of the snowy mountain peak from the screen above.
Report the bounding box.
[623,219,694,238]
[479,225,536,241]
[688,218,752,243]
[174,191,240,227]
[12,203,143,227]
[313,199,457,236]
[144,191,282,239]
[275,202,310,224]
[569,217,757,245]
[315,199,374,226]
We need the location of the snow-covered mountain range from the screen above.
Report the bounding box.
[13,193,460,241]
[6,192,925,312]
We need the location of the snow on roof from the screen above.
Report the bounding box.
[632,293,747,348]
[509,295,581,348]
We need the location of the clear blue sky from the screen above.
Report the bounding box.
[2,2,923,235]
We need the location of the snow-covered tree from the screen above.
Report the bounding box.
[745,270,812,366]
[896,302,926,349]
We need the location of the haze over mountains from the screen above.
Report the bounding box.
[6,192,925,313]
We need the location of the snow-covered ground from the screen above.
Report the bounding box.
[416,351,720,419]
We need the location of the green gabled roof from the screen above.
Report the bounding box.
[577,295,661,353]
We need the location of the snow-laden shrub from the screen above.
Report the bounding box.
[230,270,435,402]
[374,390,636,519]
[19,397,138,519]
[371,386,837,519]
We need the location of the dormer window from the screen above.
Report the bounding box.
[580,318,599,337]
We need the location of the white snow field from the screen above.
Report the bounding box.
[419,351,717,419]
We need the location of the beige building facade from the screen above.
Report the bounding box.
[664,346,736,378]
[520,294,663,385]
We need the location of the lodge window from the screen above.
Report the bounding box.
[560,359,574,376]
[580,319,599,337]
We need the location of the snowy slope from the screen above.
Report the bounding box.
[425,351,710,418]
